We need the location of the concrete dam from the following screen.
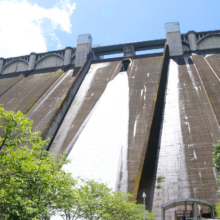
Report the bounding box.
[1,22,220,219]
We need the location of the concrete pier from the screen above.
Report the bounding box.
[75,34,92,67]
[28,52,36,70]
[165,22,183,56]
[0,58,4,74]
[123,44,135,57]
[64,47,73,65]
[187,31,198,51]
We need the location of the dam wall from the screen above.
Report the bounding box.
[49,51,165,196]
[0,67,66,113]
[1,22,220,220]
[151,51,220,219]
[0,54,94,150]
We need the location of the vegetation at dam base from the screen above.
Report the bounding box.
[213,140,220,218]
[0,107,154,220]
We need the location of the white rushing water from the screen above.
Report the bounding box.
[50,63,110,154]
[152,59,190,220]
[63,71,129,190]
[51,71,129,220]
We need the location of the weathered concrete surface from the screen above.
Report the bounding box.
[0,72,27,97]
[27,68,76,133]
[0,52,93,147]
[192,53,220,124]
[2,60,28,75]
[41,51,93,144]
[198,35,220,50]
[50,54,164,196]
[165,22,183,56]
[0,67,64,113]
[152,52,220,220]
[35,56,64,69]
[1,46,220,220]
[136,46,169,207]
[126,55,163,198]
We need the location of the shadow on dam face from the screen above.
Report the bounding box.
[137,46,169,210]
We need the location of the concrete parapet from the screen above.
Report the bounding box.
[64,47,72,65]
[75,34,92,67]
[28,53,36,70]
[123,44,135,57]
[165,22,183,56]
[187,31,197,51]
[0,58,4,74]
[197,34,220,50]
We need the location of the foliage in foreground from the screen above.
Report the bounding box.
[0,107,154,220]
[213,140,220,173]
[215,201,220,217]
[213,140,220,217]
[0,107,75,219]
[55,179,154,220]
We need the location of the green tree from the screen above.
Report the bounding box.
[213,140,220,217]
[0,107,154,220]
[215,202,220,217]
[55,179,154,220]
[0,107,75,219]
[213,140,220,172]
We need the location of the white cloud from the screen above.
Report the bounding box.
[0,0,76,58]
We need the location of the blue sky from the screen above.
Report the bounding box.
[0,0,219,57]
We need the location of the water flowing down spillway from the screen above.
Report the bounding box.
[62,71,129,190]
[50,56,164,220]
[51,71,129,219]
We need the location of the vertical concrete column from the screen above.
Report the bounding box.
[211,206,215,219]
[75,34,92,67]
[64,47,72,65]
[165,22,183,56]
[0,58,4,74]
[123,44,135,57]
[187,31,198,51]
[193,202,198,220]
[161,207,165,220]
[28,52,37,71]
[185,202,187,220]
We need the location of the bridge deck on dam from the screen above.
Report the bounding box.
[50,54,164,196]
[152,51,220,220]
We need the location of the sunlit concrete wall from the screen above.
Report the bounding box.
[198,35,220,50]
[2,60,28,74]
[35,55,64,69]
[152,52,220,220]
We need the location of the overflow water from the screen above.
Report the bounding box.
[62,71,129,191]
[51,71,130,219]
